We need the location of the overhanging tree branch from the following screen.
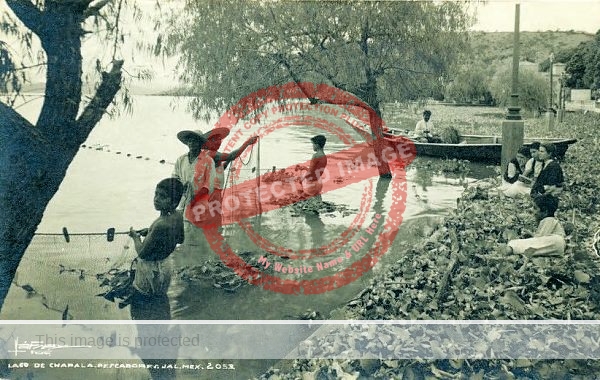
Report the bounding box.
[5,0,43,35]
[0,100,48,144]
[0,100,35,129]
[83,0,113,19]
[75,60,123,140]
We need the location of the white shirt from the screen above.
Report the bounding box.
[173,153,213,211]
[414,119,434,138]
[214,161,226,190]
[524,158,543,180]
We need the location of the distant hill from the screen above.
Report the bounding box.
[468,31,595,69]
[16,31,596,96]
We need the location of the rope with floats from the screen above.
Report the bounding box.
[80,143,176,166]
[35,227,145,243]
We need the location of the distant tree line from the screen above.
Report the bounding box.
[443,62,549,114]
[444,29,600,109]
[539,31,600,96]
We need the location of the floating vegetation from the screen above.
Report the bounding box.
[411,158,471,176]
[255,180,600,378]
[262,165,308,184]
[283,309,323,320]
[252,109,600,380]
[96,266,135,309]
[175,253,261,292]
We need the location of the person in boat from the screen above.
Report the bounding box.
[503,142,543,198]
[499,146,530,196]
[413,110,442,143]
[128,178,184,320]
[203,128,259,230]
[504,193,566,258]
[530,142,564,199]
[300,135,328,202]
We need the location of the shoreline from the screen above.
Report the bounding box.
[256,110,600,378]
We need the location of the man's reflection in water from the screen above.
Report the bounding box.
[131,291,178,380]
[413,163,433,191]
[299,134,329,254]
[374,176,392,216]
[305,211,325,249]
[303,176,392,254]
[130,291,171,320]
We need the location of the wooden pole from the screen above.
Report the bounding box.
[501,3,524,173]
[558,77,564,123]
[548,54,555,129]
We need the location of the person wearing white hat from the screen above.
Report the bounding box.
[173,128,258,252]
[173,130,212,211]
[203,128,259,230]
[172,130,216,252]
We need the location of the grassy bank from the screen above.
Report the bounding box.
[256,110,600,379]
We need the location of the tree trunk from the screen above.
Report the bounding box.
[358,19,392,178]
[362,80,392,178]
[0,115,77,308]
[0,1,123,312]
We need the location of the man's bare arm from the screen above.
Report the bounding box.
[215,136,259,164]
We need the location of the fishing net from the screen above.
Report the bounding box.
[8,232,136,319]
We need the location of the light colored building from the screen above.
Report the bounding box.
[552,63,566,76]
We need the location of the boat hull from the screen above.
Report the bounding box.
[351,126,577,164]
[408,135,577,164]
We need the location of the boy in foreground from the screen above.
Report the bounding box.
[128,178,184,320]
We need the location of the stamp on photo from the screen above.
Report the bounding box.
[188,82,416,294]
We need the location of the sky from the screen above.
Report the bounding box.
[471,0,600,33]
[2,0,598,92]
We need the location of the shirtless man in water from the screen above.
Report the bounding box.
[128,178,184,320]
[300,135,328,201]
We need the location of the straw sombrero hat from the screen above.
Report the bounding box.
[177,130,207,146]
[177,128,231,146]
[203,127,230,141]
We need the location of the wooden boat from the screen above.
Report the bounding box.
[350,125,577,164]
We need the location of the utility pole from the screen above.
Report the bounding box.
[558,73,565,123]
[548,53,555,129]
[501,3,524,173]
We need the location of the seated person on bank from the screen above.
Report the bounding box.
[413,110,442,143]
[530,142,564,198]
[503,194,566,258]
[128,178,184,319]
[503,142,543,197]
[499,146,530,196]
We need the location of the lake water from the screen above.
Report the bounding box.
[1,96,496,323]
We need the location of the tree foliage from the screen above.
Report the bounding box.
[538,47,577,73]
[163,0,475,119]
[444,65,494,105]
[564,31,600,93]
[0,0,161,313]
[489,66,549,114]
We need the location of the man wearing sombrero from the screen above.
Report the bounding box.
[173,128,257,247]
[203,129,258,230]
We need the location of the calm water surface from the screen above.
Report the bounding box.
[2,96,496,322]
